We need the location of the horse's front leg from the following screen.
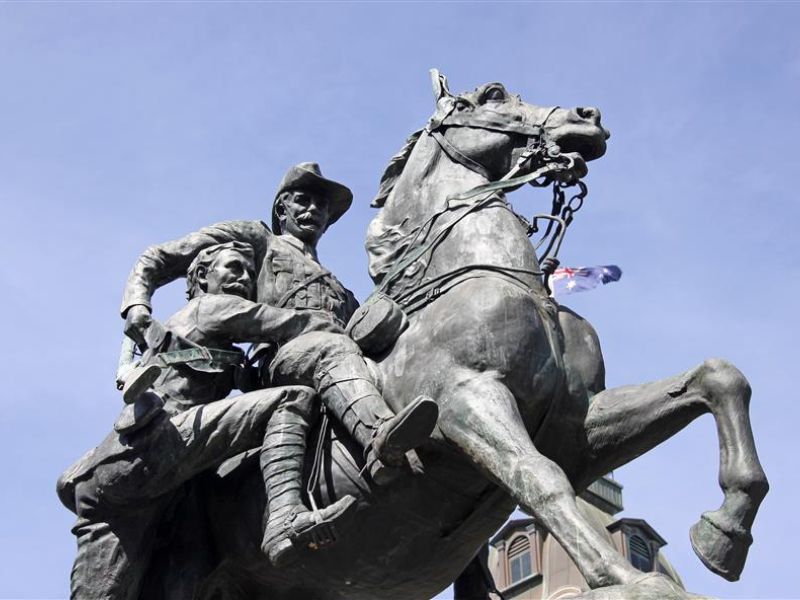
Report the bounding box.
[571,359,769,582]
[437,368,642,590]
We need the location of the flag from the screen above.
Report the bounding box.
[550,265,622,296]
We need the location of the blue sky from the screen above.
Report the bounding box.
[1,3,798,598]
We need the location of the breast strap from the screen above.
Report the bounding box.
[275,268,332,308]
[398,264,543,315]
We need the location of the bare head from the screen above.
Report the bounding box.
[186,242,256,300]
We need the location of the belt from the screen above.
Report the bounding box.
[154,346,244,369]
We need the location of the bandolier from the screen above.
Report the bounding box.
[257,233,357,327]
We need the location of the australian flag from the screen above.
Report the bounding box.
[550,265,622,296]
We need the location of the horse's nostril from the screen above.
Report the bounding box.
[577,107,600,122]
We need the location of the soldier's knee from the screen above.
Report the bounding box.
[272,333,358,385]
[289,331,357,359]
[313,331,359,357]
[277,385,316,414]
[242,384,316,414]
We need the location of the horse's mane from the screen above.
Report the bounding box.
[370,128,424,208]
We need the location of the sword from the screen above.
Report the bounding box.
[115,335,139,391]
[114,319,168,394]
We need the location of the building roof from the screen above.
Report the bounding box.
[489,518,535,546]
[607,518,667,547]
[581,476,624,514]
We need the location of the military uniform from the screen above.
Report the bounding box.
[119,218,424,468]
[122,220,358,329]
[59,293,341,600]
[116,164,438,567]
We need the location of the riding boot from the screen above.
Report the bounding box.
[319,355,438,485]
[260,398,357,567]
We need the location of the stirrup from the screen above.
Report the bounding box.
[363,447,426,485]
[363,448,403,486]
[262,495,358,567]
[372,395,438,466]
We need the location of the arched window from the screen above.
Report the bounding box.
[507,535,533,583]
[629,534,653,572]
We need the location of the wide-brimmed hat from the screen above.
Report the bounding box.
[271,162,353,233]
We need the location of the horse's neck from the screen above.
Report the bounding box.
[367,133,485,283]
[383,133,487,228]
[376,132,541,277]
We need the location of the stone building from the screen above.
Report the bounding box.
[487,476,683,599]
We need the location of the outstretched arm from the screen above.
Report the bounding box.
[121,220,271,342]
[194,294,341,345]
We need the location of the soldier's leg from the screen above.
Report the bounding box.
[135,386,310,495]
[91,386,306,505]
[68,387,338,598]
[119,385,354,567]
[259,388,357,566]
[271,332,438,484]
[70,479,169,600]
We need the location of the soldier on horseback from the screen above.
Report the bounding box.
[58,73,768,600]
[58,241,360,599]
[120,162,438,563]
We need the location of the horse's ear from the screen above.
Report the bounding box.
[430,69,452,102]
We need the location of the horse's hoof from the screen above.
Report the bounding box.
[690,511,753,582]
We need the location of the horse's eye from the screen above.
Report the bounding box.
[455,99,472,112]
[483,87,506,102]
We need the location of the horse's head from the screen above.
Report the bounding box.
[367,71,613,284]
[428,70,610,181]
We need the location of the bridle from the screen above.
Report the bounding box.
[426,99,561,182]
[427,97,589,286]
[377,96,589,303]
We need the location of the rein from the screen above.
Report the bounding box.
[397,264,544,315]
[376,102,588,308]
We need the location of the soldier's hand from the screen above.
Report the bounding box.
[124,305,153,346]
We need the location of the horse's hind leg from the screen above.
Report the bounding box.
[565,359,768,582]
[438,370,643,589]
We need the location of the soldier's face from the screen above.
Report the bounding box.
[279,190,330,245]
[204,250,255,299]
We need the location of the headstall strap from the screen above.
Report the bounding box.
[429,129,493,181]
[394,100,589,300]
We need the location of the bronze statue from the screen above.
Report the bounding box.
[58,241,358,599]
[119,161,438,556]
[59,71,768,600]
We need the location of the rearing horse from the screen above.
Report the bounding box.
[185,72,768,600]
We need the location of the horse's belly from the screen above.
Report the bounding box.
[203,446,513,600]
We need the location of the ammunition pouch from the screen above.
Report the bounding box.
[345,292,408,356]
